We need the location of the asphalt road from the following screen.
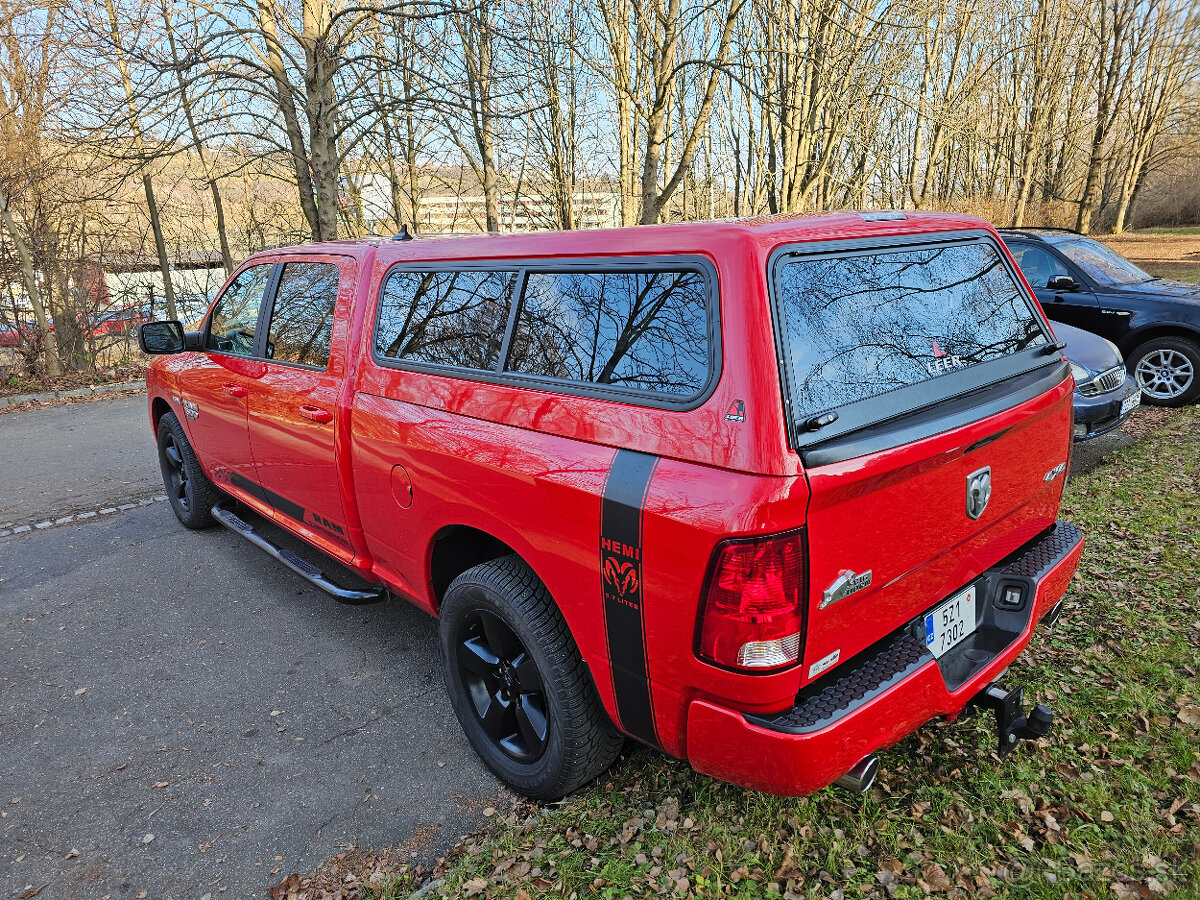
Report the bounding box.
[0,397,163,527]
[0,397,500,900]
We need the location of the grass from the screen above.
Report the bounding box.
[1133,226,1200,236]
[363,407,1200,900]
[1134,262,1200,284]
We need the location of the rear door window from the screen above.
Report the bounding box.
[375,269,518,370]
[265,262,340,368]
[773,240,1050,420]
[506,269,709,397]
[207,264,272,357]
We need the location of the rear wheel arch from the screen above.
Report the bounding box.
[429,525,519,609]
[427,524,615,721]
[1118,324,1200,359]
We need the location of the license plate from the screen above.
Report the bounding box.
[925,585,977,658]
[1121,391,1141,416]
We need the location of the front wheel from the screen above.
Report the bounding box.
[439,555,624,800]
[156,411,219,528]
[1129,336,1200,407]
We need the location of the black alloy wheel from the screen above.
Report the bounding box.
[156,411,218,529]
[454,608,549,762]
[438,555,624,799]
[162,430,192,512]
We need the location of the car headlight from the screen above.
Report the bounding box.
[1069,362,1091,387]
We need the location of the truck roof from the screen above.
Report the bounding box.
[252,211,992,266]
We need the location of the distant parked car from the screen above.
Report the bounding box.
[1000,228,1200,407]
[84,306,151,337]
[0,320,42,348]
[1053,322,1141,440]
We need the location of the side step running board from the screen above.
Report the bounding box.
[212,504,388,605]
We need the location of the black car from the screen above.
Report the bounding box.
[1000,228,1200,406]
[1054,321,1142,440]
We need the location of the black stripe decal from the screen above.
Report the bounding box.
[230,472,306,524]
[600,449,660,747]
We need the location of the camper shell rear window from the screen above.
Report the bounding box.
[770,232,1057,450]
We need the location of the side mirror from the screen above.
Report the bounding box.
[139,320,186,354]
[1047,275,1077,292]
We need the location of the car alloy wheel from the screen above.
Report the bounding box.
[453,608,549,762]
[161,431,192,512]
[1135,348,1195,401]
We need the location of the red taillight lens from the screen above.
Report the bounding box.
[696,530,806,672]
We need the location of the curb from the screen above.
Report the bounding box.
[0,494,169,538]
[0,379,146,409]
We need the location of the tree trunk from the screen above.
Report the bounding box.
[301,0,340,240]
[160,0,233,274]
[104,0,177,319]
[256,0,321,240]
[143,176,178,321]
[0,182,60,375]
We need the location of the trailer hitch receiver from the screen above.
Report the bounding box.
[973,684,1053,758]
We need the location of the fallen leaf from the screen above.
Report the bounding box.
[64,849,79,859]
[267,873,303,900]
[1110,882,1147,900]
[20,885,47,899]
[1101,811,1115,823]
[153,782,169,789]
[1177,706,1200,727]
[463,877,488,896]
[921,862,953,892]
[73,688,87,696]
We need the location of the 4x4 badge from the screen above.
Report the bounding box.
[966,466,992,520]
[821,569,872,609]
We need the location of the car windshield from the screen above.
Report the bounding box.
[1053,238,1154,286]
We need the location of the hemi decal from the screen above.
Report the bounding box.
[600,449,660,747]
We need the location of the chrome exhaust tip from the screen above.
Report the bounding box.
[834,755,879,794]
[1041,600,1064,629]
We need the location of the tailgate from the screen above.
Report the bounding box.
[767,229,1072,686]
[799,378,1072,683]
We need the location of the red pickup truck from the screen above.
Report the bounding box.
[139,213,1083,799]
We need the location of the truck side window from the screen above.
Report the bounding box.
[266,262,340,368]
[208,264,272,357]
[507,269,709,397]
[1009,246,1071,289]
[375,269,518,370]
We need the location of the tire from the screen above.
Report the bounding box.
[1128,336,1200,407]
[439,555,624,800]
[156,411,219,529]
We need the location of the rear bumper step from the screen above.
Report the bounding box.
[748,521,1082,735]
[683,520,1083,796]
[211,504,387,604]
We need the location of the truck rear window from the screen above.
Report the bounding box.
[773,241,1049,419]
[506,269,709,397]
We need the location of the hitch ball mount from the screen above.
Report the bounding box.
[972,684,1053,758]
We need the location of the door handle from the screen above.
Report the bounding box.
[298,404,333,424]
[222,383,248,398]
